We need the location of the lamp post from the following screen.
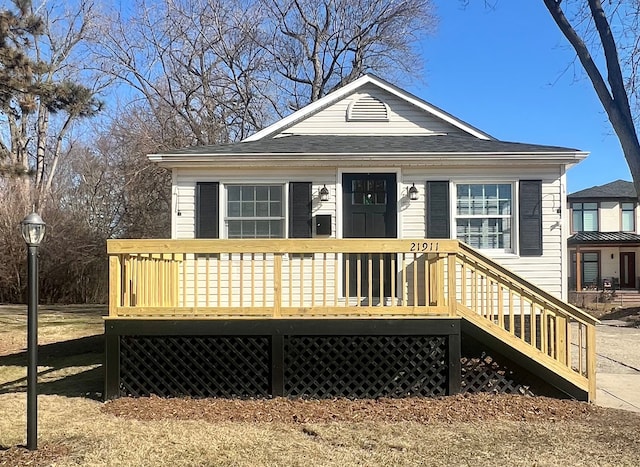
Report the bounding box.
[20,212,46,451]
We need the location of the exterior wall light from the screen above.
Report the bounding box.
[320,185,330,202]
[21,212,46,451]
[408,183,419,201]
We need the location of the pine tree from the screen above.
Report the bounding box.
[0,0,43,176]
[0,0,102,210]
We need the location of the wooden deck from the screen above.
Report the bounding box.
[107,238,598,401]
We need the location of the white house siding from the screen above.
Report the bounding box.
[502,172,564,298]
[401,166,565,298]
[173,168,339,307]
[172,164,566,302]
[172,168,337,239]
[282,85,467,136]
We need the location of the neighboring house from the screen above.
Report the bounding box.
[105,74,597,402]
[568,179,640,291]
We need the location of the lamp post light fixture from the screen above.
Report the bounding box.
[20,212,46,451]
[408,183,419,201]
[319,185,330,202]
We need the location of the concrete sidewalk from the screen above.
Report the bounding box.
[595,322,640,413]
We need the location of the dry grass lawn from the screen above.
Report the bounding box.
[1,305,640,466]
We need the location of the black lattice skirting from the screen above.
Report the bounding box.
[105,319,462,399]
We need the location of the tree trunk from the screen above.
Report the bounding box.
[543,0,640,199]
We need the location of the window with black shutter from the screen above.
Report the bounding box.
[226,185,285,238]
[427,181,450,238]
[195,182,219,238]
[519,180,543,256]
[289,182,312,238]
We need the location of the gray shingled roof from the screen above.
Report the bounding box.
[165,135,580,155]
[568,231,640,244]
[569,179,636,199]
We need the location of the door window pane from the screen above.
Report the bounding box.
[352,179,386,205]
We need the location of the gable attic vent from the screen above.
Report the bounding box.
[347,95,389,121]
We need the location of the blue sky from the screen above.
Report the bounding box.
[405,1,631,194]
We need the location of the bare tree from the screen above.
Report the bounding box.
[94,0,437,141]
[542,0,640,197]
[92,0,269,147]
[100,107,172,239]
[261,0,436,112]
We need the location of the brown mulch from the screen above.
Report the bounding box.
[102,393,605,424]
[0,444,70,467]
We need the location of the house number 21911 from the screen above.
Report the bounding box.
[409,242,439,252]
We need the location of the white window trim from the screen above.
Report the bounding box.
[223,183,287,239]
[452,181,516,255]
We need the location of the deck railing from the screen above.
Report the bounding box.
[107,238,598,399]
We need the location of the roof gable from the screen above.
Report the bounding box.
[244,74,493,142]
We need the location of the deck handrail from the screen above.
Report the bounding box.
[107,238,461,254]
[457,242,598,327]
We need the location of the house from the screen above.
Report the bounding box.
[105,75,597,401]
[568,179,640,295]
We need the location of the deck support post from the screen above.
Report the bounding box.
[271,334,285,397]
[104,323,121,400]
[448,323,462,395]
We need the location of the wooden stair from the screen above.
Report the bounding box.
[453,243,598,401]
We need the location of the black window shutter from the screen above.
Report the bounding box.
[289,182,312,238]
[427,181,450,238]
[195,182,219,238]
[519,180,542,256]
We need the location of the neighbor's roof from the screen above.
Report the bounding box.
[568,231,640,245]
[161,134,580,156]
[569,180,636,199]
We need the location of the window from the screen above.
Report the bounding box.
[571,251,600,290]
[622,202,635,232]
[352,178,387,205]
[455,183,512,250]
[572,202,598,232]
[226,185,284,238]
